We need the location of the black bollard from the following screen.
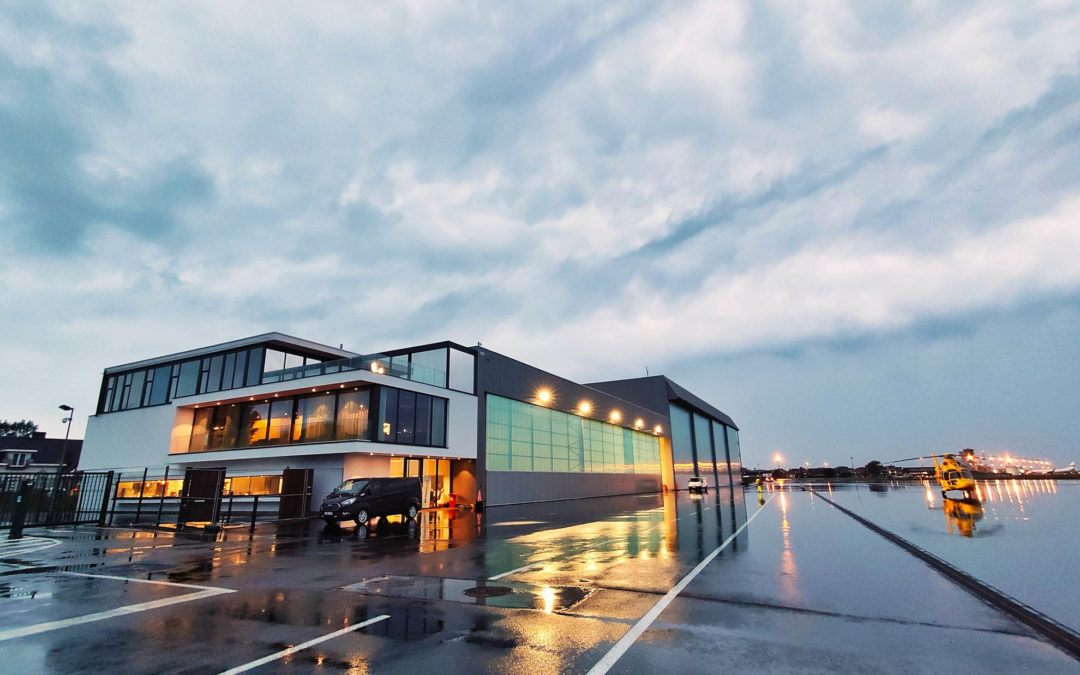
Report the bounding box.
[8,481,33,540]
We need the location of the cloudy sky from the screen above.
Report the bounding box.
[3,1,1079,468]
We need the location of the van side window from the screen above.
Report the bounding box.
[368,481,381,495]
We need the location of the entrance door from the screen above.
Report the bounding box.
[279,468,313,518]
[178,467,225,524]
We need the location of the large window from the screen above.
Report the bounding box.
[182,384,446,453]
[377,387,448,448]
[693,412,715,478]
[98,344,325,414]
[486,395,660,475]
[669,404,695,475]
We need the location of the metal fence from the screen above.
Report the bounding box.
[2,467,312,533]
[102,467,311,529]
[0,471,113,529]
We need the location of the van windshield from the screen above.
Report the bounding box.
[333,479,369,495]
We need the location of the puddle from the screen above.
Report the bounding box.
[341,575,593,612]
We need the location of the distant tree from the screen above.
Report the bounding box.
[0,419,38,437]
[864,460,884,478]
[771,468,788,479]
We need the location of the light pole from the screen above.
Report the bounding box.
[773,453,783,470]
[59,404,74,473]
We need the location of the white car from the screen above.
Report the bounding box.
[687,476,708,492]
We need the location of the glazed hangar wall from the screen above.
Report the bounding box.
[474,348,668,506]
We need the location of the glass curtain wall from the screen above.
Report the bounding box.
[693,412,716,482]
[669,404,695,477]
[185,384,444,453]
[486,395,660,475]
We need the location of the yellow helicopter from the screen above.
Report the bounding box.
[932,453,977,499]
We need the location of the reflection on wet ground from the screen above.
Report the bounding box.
[787,479,1080,634]
[2,484,1078,673]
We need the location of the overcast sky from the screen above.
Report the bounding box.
[3,1,1079,468]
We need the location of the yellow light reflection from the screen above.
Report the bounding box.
[540,586,557,614]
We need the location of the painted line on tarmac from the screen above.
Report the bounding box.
[810,489,1080,662]
[0,536,62,558]
[61,570,231,592]
[586,494,775,675]
[0,586,235,642]
[218,615,391,674]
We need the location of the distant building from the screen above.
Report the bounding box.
[0,432,82,473]
[80,333,743,511]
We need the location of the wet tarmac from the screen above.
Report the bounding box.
[1,486,1077,673]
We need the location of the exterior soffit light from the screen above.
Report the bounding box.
[537,389,551,404]
[654,425,663,434]
[579,402,591,414]
[610,411,621,423]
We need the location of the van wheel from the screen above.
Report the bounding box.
[406,504,419,520]
[355,509,370,525]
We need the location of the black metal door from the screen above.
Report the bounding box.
[279,468,313,519]
[178,468,225,524]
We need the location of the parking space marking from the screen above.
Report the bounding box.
[0,572,236,642]
[0,537,62,558]
[218,614,391,675]
[586,495,775,675]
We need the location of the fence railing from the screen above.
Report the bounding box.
[1,471,113,531]
[107,491,310,529]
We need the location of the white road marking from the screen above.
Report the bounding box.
[0,587,234,642]
[586,495,775,675]
[0,537,62,557]
[61,571,229,592]
[218,615,391,675]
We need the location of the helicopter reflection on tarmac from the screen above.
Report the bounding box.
[942,497,984,537]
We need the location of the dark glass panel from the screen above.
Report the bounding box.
[206,355,224,393]
[189,408,214,451]
[102,375,117,413]
[297,393,336,443]
[266,399,293,445]
[233,350,248,388]
[246,347,264,386]
[123,370,146,410]
[148,365,171,405]
[693,412,714,478]
[397,390,416,444]
[669,404,695,475]
[242,402,269,446]
[431,397,446,446]
[221,353,235,391]
[379,388,398,441]
[176,360,199,397]
[414,394,431,446]
[216,405,242,449]
[335,390,370,440]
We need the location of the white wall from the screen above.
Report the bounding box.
[81,405,179,470]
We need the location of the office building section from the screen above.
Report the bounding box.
[81,333,741,509]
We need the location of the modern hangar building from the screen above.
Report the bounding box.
[80,333,742,510]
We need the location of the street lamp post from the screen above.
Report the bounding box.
[59,404,74,474]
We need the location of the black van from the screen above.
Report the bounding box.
[320,477,422,526]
